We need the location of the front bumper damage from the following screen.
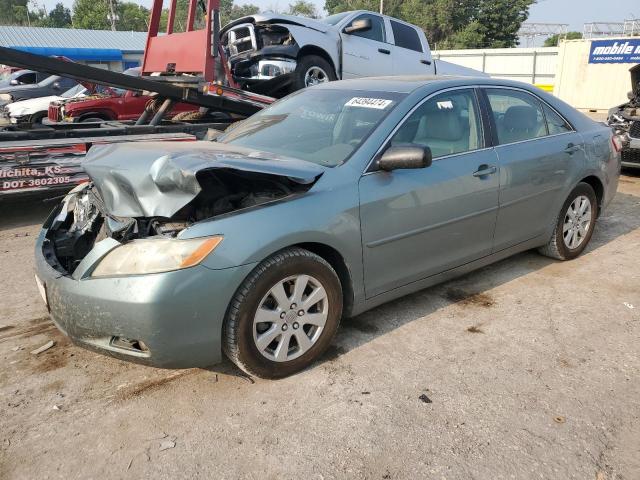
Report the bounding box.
[222,22,299,94]
[36,230,254,368]
[35,193,256,368]
[33,141,323,368]
[0,106,13,126]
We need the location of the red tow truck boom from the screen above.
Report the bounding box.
[0,0,276,197]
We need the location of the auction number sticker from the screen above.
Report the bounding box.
[345,97,393,109]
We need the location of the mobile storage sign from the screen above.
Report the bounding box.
[589,39,640,64]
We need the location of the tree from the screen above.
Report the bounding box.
[221,0,259,25]
[33,2,72,27]
[325,0,535,49]
[544,31,582,47]
[0,0,29,25]
[287,0,318,18]
[48,3,72,26]
[468,0,534,48]
[118,2,149,31]
[72,0,111,29]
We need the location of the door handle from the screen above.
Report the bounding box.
[378,48,391,55]
[421,59,432,65]
[473,165,497,177]
[565,143,580,154]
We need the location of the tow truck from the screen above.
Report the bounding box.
[0,0,278,197]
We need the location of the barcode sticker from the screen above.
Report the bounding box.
[437,100,454,110]
[345,97,393,109]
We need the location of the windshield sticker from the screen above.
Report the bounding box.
[345,97,393,109]
[437,100,454,110]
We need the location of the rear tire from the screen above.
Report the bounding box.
[223,247,343,379]
[538,182,598,260]
[293,55,336,91]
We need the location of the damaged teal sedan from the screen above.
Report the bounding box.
[35,76,621,378]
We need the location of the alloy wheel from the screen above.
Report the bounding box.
[563,195,592,249]
[253,274,328,362]
[304,66,329,87]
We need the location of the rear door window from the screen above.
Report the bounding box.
[485,89,547,144]
[390,20,423,52]
[543,104,573,135]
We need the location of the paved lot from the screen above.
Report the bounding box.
[0,172,639,480]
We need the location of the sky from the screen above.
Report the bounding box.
[35,0,639,34]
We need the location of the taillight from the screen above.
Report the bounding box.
[611,134,623,153]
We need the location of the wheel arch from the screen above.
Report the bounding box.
[291,242,354,317]
[78,111,114,122]
[297,46,338,78]
[29,110,47,122]
[579,175,604,214]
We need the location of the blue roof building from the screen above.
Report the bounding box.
[0,26,148,71]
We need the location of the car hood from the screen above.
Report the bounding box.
[83,140,326,218]
[7,95,61,116]
[221,13,331,34]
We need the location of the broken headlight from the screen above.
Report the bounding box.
[91,236,223,277]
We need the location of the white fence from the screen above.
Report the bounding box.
[432,47,559,90]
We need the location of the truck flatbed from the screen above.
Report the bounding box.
[0,129,212,196]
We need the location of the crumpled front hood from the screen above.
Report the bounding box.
[0,83,40,94]
[221,13,331,33]
[83,141,326,218]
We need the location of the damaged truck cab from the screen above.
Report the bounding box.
[221,10,482,95]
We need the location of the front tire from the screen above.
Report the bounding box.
[293,55,337,91]
[538,182,598,260]
[223,248,343,379]
[80,116,108,123]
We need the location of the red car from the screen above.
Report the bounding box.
[48,68,195,123]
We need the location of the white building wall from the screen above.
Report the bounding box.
[553,39,635,112]
[432,47,559,90]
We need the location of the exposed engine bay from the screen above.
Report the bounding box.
[607,64,640,138]
[46,168,313,274]
[608,84,640,139]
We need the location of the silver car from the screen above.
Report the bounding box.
[35,76,621,378]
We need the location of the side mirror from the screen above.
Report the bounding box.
[377,145,432,171]
[344,18,372,34]
[9,79,19,86]
[52,81,61,90]
[131,90,142,97]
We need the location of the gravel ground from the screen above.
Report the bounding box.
[0,172,639,480]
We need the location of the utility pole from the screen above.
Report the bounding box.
[379,0,383,14]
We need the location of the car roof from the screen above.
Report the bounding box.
[13,69,35,77]
[315,75,543,95]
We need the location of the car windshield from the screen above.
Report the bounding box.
[62,84,85,98]
[38,75,61,87]
[217,89,406,166]
[321,12,350,25]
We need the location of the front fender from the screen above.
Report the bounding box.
[179,177,364,301]
[278,24,341,76]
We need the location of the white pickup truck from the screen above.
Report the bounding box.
[221,10,484,93]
